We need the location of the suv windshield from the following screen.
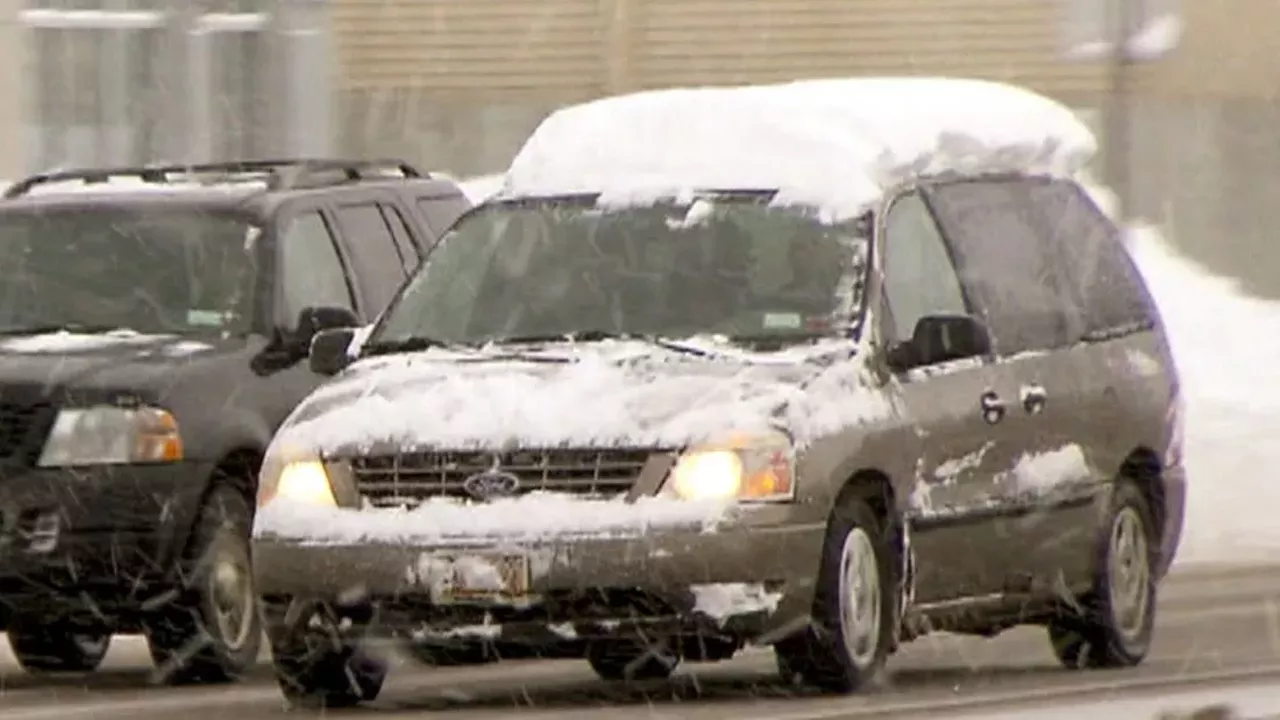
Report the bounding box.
[373,195,869,349]
[0,207,261,337]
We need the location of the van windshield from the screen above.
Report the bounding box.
[0,207,261,337]
[373,195,870,349]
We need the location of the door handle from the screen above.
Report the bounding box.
[1021,384,1047,415]
[980,390,1006,425]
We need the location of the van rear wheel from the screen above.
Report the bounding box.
[1048,480,1156,670]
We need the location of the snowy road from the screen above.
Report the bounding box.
[1,562,1278,719]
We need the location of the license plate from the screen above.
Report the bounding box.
[431,553,530,603]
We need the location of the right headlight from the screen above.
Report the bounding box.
[256,453,337,509]
[659,430,796,502]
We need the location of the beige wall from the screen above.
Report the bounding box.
[332,0,1280,299]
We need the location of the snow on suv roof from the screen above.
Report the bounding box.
[505,77,1097,220]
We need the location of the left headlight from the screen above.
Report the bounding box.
[660,430,796,502]
[256,455,337,510]
[38,405,184,468]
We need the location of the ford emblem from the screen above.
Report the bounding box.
[461,469,522,501]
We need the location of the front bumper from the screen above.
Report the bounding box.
[0,460,213,616]
[254,514,826,643]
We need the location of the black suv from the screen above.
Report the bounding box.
[0,159,470,683]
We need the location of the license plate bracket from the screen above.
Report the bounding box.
[429,552,531,604]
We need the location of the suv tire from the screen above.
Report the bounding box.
[773,492,894,693]
[1047,479,1156,669]
[266,602,387,708]
[8,624,110,673]
[145,484,261,684]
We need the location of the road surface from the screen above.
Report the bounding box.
[2,562,1279,720]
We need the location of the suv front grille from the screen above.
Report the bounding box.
[0,403,53,462]
[350,448,661,506]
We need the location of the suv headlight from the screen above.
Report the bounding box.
[38,406,184,468]
[257,453,337,509]
[660,430,796,502]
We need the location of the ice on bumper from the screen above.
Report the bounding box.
[253,492,737,545]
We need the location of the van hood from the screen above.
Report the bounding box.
[273,342,898,456]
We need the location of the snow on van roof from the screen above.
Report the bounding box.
[505,77,1098,220]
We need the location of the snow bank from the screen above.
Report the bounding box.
[254,492,736,545]
[1125,224,1280,565]
[506,77,1096,220]
[272,341,897,455]
[0,329,197,354]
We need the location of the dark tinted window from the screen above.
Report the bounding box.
[380,203,423,272]
[881,192,969,346]
[1023,180,1153,338]
[278,211,354,319]
[926,179,1072,356]
[333,203,408,310]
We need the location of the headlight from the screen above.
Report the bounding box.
[257,457,337,509]
[38,406,184,467]
[660,431,796,502]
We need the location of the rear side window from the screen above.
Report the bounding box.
[925,179,1074,356]
[333,202,409,311]
[1022,180,1154,339]
[417,194,470,236]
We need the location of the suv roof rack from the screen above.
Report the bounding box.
[2,158,426,199]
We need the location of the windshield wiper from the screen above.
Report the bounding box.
[0,323,126,336]
[360,336,475,357]
[491,331,714,358]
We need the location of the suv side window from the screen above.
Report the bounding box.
[1023,179,1154,338]
[417,195,469,236]
[926,179,1072,356]
[881,192,969,346]
[333,202,409,311]
[278,210,355,320]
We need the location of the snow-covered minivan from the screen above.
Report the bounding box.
[251,77,1186,706]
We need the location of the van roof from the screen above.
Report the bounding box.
[503,76,1097,220]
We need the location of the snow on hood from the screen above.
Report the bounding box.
[272,341,899,456]
[506,77,1096,221]
[0,329,213,356]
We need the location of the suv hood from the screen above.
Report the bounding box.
[274,343,897,456]
[0,329,239,400]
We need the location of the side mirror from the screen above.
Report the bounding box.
[292,305,359,352]
[886,314,992,372]
[309,327,357,376]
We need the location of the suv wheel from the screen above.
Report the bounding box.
[145,484,261,684]
[267,603,387,708]
[9,623,111,673]
[773,493,894,693]
[586,638,679,681]
[1048,480,1156,669]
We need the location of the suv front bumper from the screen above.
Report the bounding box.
[0,461,212,619]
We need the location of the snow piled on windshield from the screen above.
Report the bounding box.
[506,77,1096,220]
[271,341,897,455]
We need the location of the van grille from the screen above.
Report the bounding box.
[350,448,661,507]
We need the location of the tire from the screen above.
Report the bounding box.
[773,492,895,693]
[586,638,679,682]
[268,603,387,709]
[144,484,261,684]
[1047,479,1156,670]
[8,624,111,673]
